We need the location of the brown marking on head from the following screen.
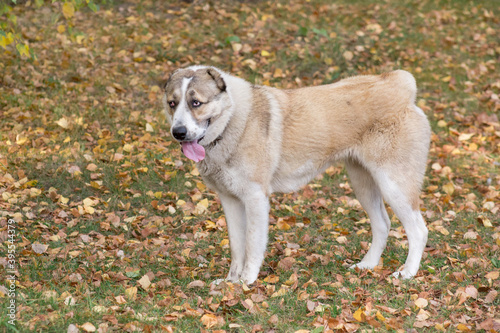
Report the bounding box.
[206,68,226,92]
[163,69,195,116]
[186,68,227,121]
[163,67,229,124]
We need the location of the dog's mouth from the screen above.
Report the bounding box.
[179,118,211,163]
[181,140,205,162]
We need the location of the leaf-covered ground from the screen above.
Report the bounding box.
[1,0,499,332]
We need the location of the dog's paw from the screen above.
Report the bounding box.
[349,261,377,271]
[238,270,259,285]
[391,270,414,279]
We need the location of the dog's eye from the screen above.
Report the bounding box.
[168,101,176,108]
[192,100,202,107]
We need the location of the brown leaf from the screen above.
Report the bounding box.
[200,314,224,328]
[277,257,296,271]
[80,322,96,332]
[484,290,497,303]
[187,280,206,288]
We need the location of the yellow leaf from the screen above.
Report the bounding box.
[437,120,447,128]
[123,144,134,152]
[56,117,69,129]
[16,43,30,57]
[271,286,289,297]
[196,181,206,192]
[84,205,95,214]
[263,274,279,283]
[76,35,85,44]
[200,314,219,329]
[435,323,446,331]
[437,226,450,236]
[456,323,471,332]
[62,2,75,19]
[125,286,137,300]
[353,307,366,322]
[276,219,290,230]
[57,25,66,33]
[481,216,492,227]
[198,198,208,208]
[0,35,10,49]
[467,143,478,151]
[375,311,386,322]
[458,133,474,141]
[220,239,229,247]
[261,50,270,57]
[442,182,455,196]
[273,68,283,78]
[0,32,15,49]
[15,136,28,145]
[83,197,96,207]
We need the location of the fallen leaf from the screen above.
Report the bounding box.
[484,290,497,303]
[414,298,428,309]
[125,286,137,300]
[56,117,69,129]
[138,274,151,290]
[187,280,205,288]
[485,271,499,280]
[200,314,224,328]
[62,2,75,19]
[32,243,49,254]
[80,322,96,332]
[67,324,79,333]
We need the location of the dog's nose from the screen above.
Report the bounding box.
[172,126,187,141]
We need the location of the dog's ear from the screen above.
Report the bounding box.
[159,74,171,91]
[207,68,226,92]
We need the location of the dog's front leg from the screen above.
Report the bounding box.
[219,193,247,282]
[239,187,270,284]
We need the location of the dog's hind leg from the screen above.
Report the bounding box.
[219,193,247,282]
[346,159,391,271]
[373,169,428,279]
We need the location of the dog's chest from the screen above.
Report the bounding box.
[197,157,242,195]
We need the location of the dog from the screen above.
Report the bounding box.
[162,65,431,284]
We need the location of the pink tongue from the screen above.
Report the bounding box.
[181,141,205,162]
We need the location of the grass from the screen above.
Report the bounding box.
[0,0,499,332]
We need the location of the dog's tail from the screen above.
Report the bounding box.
[388,70,417,105]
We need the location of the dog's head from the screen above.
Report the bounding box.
[163,66,229,162]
